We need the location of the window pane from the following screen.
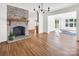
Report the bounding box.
[65,23,68,27]
[66,19,68,22]
[74,19,76,22]
[70,23,73,27]
[70,19,73,22]
[74,23,76,27]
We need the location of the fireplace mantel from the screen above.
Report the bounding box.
[7,17,29,23]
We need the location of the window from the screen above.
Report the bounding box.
[74,23,76,27]
[65,19,76,27]
[74,19,76,27]
[70,23,73,27]
[65,23,68,27]
[74,19,76,22]
[70,19,73,22]
[65,19,69,27]
[66,19,68,22]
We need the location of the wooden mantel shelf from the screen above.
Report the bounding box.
[8,19,29,22]
[7,17,29,22]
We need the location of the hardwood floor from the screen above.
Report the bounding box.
[0,32,78,56]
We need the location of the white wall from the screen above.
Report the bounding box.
[43,12,48,33]
[39,12,48,33]
[28,11,36,30]
[39,13,43,33]
[48,16,55,33]
[0,4,7,42]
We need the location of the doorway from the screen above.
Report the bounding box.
[55,19,59,29]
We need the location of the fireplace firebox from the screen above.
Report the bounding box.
[13,26,25,36]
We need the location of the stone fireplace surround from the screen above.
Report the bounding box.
[7,5,29,43]
[8,21,29,43]
[8,21,28,36]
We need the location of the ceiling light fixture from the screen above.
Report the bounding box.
[33,3,50,14]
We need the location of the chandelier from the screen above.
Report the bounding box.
[33,3,50,14]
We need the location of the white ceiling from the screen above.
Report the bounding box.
[7,3,77,12]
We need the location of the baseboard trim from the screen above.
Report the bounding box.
[39,32,48,34]
[0,41,7,44]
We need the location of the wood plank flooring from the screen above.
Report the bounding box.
[0,32,78,56]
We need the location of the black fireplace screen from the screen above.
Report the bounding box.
[13,26,25,36]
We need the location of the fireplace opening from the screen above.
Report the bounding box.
[13,26,25,36]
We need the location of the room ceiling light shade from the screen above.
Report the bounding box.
[33,3,50,13]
